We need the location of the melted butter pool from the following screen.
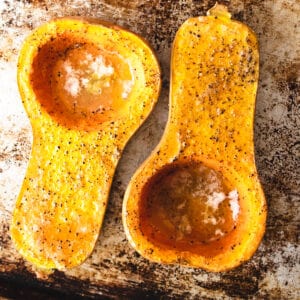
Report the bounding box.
[52,45,134,116]
[140,162,240,248]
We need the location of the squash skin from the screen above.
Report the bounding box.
[11,18,161,270]
[123,5,267,272]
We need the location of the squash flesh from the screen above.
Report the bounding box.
[11,18,161,269]
[123,5,266,271]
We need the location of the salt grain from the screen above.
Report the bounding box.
[122,80,133,99]
[206,192,226,210]
[90,56,114,78]
[63,61,80,97]
[215,229,224,236]
[228,189,239,221]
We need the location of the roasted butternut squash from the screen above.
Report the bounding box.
[123,4,267,271]
[11,18,161,269]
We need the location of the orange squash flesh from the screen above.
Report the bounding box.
[11,18,161,270]
[123,4,267,271]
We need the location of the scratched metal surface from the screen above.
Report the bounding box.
[0,0,299,299]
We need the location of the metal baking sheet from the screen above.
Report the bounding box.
[0,0,299,298]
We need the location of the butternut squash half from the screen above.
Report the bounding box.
[123,4,267,271]
[11,18,161,269]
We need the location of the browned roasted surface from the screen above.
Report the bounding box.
[0,0,299,298]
